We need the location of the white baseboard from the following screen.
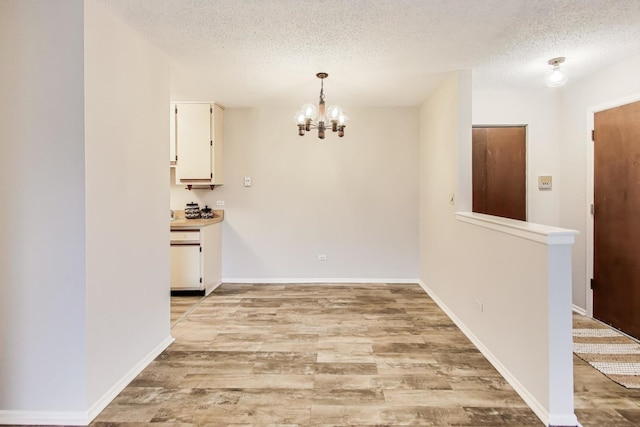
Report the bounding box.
[86,335,175,422]
[0,409,88,426]
[0,335,174,426]
[221,278,419,284]
[572,304,587,316]
[417,280,555,427]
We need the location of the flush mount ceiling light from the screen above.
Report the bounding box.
[295,72,348,139]
[545,57,569,87]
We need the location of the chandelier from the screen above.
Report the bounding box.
[295,72,348,139]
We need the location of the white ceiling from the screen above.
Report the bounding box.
[99,0,640,108]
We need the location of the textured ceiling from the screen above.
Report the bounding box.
[98,0,640,107]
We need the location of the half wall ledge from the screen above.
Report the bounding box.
[454,210,580,427]
[455,212,578,245]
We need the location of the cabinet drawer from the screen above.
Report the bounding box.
[170,230,200,243]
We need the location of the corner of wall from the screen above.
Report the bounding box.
[84,0,172,414]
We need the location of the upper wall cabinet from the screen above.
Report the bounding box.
[170,103,177,166]
[173,103,224,188]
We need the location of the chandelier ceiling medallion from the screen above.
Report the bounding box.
[295,72,348,139]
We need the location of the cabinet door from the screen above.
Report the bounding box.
[176,104,212,182]
[211,104,224,184]
[201,223,222,293]
[169,103,177,166]
[170,244,202,289]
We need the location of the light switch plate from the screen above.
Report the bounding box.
[538,175,552,190]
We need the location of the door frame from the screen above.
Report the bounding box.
[585,93,640,317]
[472,124,529,221]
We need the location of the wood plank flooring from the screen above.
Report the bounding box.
[171,295,205,327]
[91,284,640,426]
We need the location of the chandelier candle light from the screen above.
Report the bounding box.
[295,72,348,139]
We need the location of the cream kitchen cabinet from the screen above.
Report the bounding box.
[169,103,177,166]
[174,103,224,189]
[170,223,222,295]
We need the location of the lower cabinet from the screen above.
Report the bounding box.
[170,223,221,294]
[170,243,201,289]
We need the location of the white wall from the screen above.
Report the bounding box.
[0,0,172,423]
[419,72,578,426]
[472,54,640,312]
[472,88,561,226]
[0,0,88,413]
[558,53,640,311]
[84,0,172,412]
[170,107,419,281]
[419,72,470,294]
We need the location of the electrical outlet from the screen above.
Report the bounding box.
[318,254,327,261]
[244,176,252,187]
[538,175,552,190]
[216,200,225,207]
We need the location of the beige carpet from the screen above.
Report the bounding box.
[573,314,640,388]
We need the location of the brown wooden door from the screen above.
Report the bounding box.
[472,126,526,221]
[593,100,640,339]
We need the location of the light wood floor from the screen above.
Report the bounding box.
[91,284,640,426]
